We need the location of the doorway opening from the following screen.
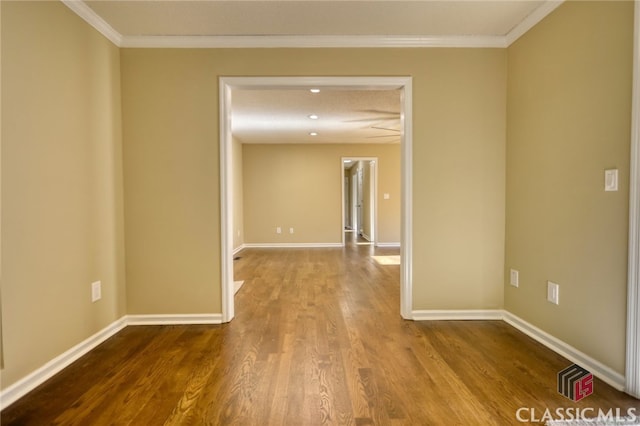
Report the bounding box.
[342,157,377,246]
[220,76,413,323]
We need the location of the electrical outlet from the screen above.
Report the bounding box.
[276,227,282,234]
[510,269,519,288]
[605,169,618,192]
[547,281,559,305]
[91,281,102,302]
[289,227,294,234]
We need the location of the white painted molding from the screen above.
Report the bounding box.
[361,233,372,242]
[503,311,626,391]
[0,317,127,410]
[375,242,401,248]
[412,310,504,321]
[505,0,565,46]
[400,79,413,320]
[220,79,235,324]
[242,243,343,249]
[232,245,245,256]
[0,313,226,410]
[63,0,561,49]
[626,0,640,399]
[120,34,507,49]
[60,0,122,46]
[125,314,223,325]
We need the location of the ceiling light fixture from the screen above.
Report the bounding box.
[310,89,320,93]
[310,132,318,136]
[308,114,319,120]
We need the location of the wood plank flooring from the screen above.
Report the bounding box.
[2,243,639,425]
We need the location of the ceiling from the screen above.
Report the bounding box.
[232,89,401,144]
[63,0,562,145]
[84,1,544,38]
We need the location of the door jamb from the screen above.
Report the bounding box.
[219,76,413,322]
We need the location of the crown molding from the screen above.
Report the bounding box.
[120,34,507,49]
[505,0,565,46]
[61,0,122,46]
[62,0,561,49]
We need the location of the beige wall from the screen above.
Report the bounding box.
[242,144,399,244]
[120,47,507,314]
[1,1,125,389]
[505,1,633,374]
[233,137,244,250]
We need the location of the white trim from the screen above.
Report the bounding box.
[242,243,343,249]
[0,317,127,410]
[60,0,122,46]
[120,34,507,49]
[375,242,401,248]
[400,80,413,320]
[219,76,413,324]
[626,0,640,399]
[232,245,245,256]
[62,0,562,49]
[505,1,564,46]
[220,79,235,324]
[504,311,625,391]
[412,310,504,321]
[125,314,222,325]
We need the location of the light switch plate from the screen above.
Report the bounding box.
[605,169,618,192]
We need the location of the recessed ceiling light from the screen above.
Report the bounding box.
[309,132,318,136]
[310,89,320,93]
[308,114,319,120]
[343,160,352,163]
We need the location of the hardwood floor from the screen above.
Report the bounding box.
[2,243,639,425]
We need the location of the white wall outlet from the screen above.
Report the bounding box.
[509,269,519,287]
[289,227,294,234]
[91,281,102,302]
[276,227,282,234]
[383,193,390,200]
[547,281,559,305]
[605,169,618,192]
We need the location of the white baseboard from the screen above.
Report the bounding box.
[242,242,343,249]
[411,309,626,391]
[2,308,627,410]
[0,317,128,410]
[0,313,223,410]
[232,245,245,256]
[502,311,625,391]
[412,309,504,320]
[125,314,223,325]
[375,242,401,248]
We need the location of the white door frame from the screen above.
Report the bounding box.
[625,0,640,399]
[341,157,379,246]
[219,76,413,322]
